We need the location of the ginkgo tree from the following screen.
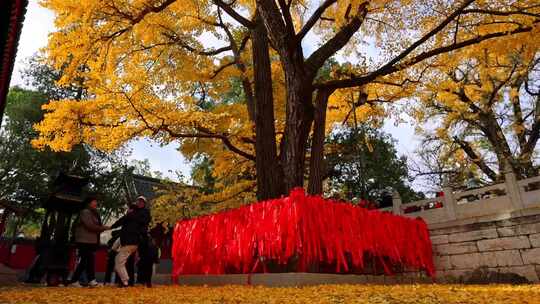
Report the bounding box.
[412,42,540,183]
[34,0,540,207]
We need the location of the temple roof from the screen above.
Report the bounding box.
[0,0,28,126]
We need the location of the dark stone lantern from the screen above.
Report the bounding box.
[29,173,89,286]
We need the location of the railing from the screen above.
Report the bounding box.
[390,172,540,225]
[518,175,540,208]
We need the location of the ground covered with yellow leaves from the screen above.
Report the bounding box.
[0,284,539,304]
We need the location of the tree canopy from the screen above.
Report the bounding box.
[1,87,130,219]
[32,0,540,209]
[412,42,540,184]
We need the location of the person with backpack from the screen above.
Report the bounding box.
[68,196,110,287]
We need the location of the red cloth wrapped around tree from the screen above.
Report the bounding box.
[172,188,434,280]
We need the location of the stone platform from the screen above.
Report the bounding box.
[0,263,19,285]
[147,272,434,286]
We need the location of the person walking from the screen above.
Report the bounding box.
[104,229,136,286]
[103,229,120,286]
[112,196,151,287]
[136,235,160,287]
[69,196,110,287]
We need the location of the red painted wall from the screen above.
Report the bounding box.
[0,239,171,271]
[0,239,105,271]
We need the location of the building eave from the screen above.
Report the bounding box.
[0,0,28,126]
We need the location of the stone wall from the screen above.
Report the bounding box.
[430,213,540,283]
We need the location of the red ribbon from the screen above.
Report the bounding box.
[172,188,435,280]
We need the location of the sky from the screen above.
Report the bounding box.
[9,1,421,184]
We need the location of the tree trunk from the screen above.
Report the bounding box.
[478,113,523,178]
[252,13,284,200]
[308,89,331,195]
[280,54,314,193]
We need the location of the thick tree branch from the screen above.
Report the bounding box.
[316,22,538,89]
[521,96,540,160]
[195,126,256,161]
[256,0,289,52]
[461,8,540,18]
[453,136,498,181]
[374,0,474,77]
[297,0,337,40]
[210,61,236,79]
[120,90,256,161]
[278,0,296,35]
[510,80,527,152]
[486,62,518,108]
[216,8,256,121]
[130,0,178,24]
[305,1,368,77]
[162,32,233,56]
[213,0,255,28]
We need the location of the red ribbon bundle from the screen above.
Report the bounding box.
[172,188,434,279]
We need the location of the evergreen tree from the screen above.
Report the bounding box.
[325,127,423,205]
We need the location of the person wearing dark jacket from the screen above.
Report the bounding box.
[69,196,110,287]
[136,235,160,287]
[104,229,119,285]
[112,196,151,287]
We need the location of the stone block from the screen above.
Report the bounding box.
[463,266,531,284]
[477,236,531,252]
[496,214,540,227]
[437,269,470,283]
[383,275,399,284]
[178,274,247,286]
[368,275,385,284]
[430,234,449,245]
[517,222,540,235]
[450,252,482,269]
[0,264,19,286]
[434,255,451,271]
[496,265,539,283]
[497,226,517,237]
[480,250,523,267]
[436,242,478,255]
[521,248,540,265]
[397,274,414,284]
[448,228,498,243]
[530,233,540,247]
